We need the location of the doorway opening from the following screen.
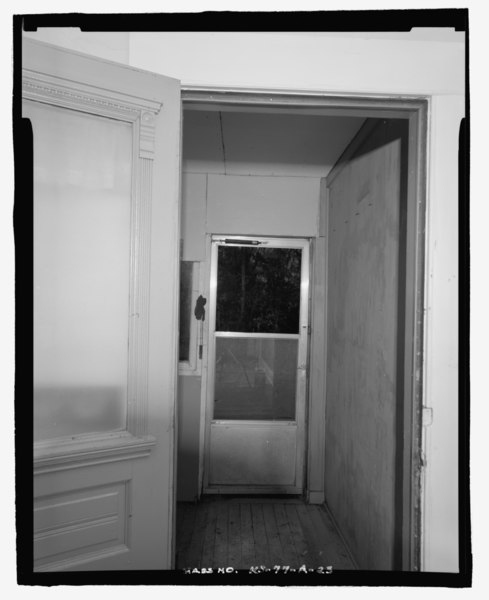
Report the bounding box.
[175,90,427,571]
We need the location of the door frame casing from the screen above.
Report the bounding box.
[181,86,428,572]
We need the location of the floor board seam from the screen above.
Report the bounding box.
[176,498,355,571]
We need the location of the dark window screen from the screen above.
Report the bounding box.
[214,337,298,420]
[216,246,301,334]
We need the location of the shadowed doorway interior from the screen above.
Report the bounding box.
[176,96,423,571]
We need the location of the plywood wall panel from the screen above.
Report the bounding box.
[325,120,408,570]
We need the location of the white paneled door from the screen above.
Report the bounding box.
[26,39,181,570]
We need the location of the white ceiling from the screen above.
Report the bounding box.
[253,29,464,43]
[182,109,366,179]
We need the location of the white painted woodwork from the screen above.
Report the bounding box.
[24,44,163,446]
[34,481,128,564]
[325,120,405,570]
[28,99,132,441]
[420,95,462,572]
[129,32,464,96]
[33,431,156,475]
[209,423,298,486]
[206,174,320,236]
[25,38,181,570]
[33,460,135,571]
[306,179,329,504]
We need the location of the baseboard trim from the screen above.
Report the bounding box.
[307,490,325,504]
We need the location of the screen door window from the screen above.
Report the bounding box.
[211,240,306,421]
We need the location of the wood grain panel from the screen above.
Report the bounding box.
[262,504,283,566]
[239,503,255,566]
[185,501,209,568]
[201,501,218,567]
[251,504,270,567]
[325,119,408,570]
[227,504,242,566]
[175,498,356,571]
[213,503,229,566]
[274,503,297,566]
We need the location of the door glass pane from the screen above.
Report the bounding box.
[214,337,297,420]
[179,261,193,362]
[27,100,132,441]
[216,246,301,333]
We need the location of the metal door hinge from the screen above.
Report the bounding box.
[422,406,433,427]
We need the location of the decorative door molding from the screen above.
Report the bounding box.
[25,68,162,473]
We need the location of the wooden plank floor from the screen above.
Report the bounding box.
[176,497,356,571]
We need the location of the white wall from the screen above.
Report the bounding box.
[23,29,465,573]
[129,32,464,96]
[23,29,130,64]
[206,174,319,236]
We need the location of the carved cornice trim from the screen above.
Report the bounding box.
[22,70,162,160]
[139,110,157,159]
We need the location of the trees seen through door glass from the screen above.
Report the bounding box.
[216,246,301,333]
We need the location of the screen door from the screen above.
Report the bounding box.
[204,236,309,493]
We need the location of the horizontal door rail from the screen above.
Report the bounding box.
[214,331,300,339]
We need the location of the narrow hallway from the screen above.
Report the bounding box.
[176,496,356,571]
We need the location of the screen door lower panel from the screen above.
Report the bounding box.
[209,422,297,486]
